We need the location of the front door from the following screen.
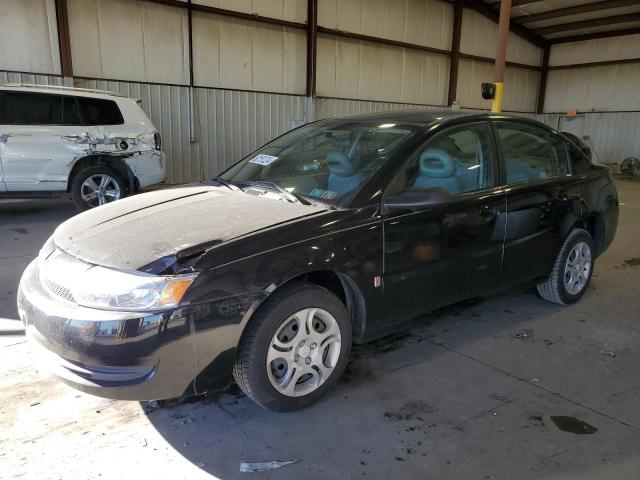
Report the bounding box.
[0,90,89,192]
[382,122,506,325]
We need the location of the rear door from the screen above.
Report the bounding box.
[0,90,89,192]
[493,121,581,288]
[381,122,507,325]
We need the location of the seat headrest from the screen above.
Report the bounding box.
[327,151,357,177]
[419,148,455,178]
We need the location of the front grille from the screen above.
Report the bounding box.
[41,275,76,303]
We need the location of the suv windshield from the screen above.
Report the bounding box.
[220,120,416,207]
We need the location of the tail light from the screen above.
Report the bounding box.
[154,132,162,151]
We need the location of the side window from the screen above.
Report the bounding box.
[566,142,591,174]
[385,123,494,200]
[77,97,124,125]
[0,91,81,126]
[497,123,568,184]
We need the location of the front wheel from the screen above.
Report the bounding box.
[537,228,594,305]
[71,166,126,210]
[233,283,352,411]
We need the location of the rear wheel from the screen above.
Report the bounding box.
[537,228,594,305]
[71,166,126,210]
[233,283,351,411]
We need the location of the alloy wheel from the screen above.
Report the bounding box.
[80,174,122,207]
[266,307,342,397]
[564,241,592,295]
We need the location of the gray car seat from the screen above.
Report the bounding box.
[327,151,364,195]
[414,148,461,194]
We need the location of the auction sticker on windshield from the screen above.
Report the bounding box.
[249,154,279,166]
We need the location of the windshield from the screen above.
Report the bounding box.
[220,120,417,207]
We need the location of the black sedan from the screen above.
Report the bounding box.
[18,110,618,411]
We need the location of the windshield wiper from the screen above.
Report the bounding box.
[238,180,312,206]
[211,177,240,191]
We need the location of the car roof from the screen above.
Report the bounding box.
[317,108,542,129]
[0,83,127,100]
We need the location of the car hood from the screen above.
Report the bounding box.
[53,185,326,270]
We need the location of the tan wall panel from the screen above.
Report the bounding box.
[193,13,306,94]
[317,35,449,105]
[460,8,542,67]
[549,34,640,66]
[0,0,61,75]
[192,0,307,23]
[319,0,453,51]
[68,0,188,84]
[545,64,640,112]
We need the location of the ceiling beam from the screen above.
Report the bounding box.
[534,13,640,35]
[463,0,547,47]
[516,0,640,25]
[549,26,640,44]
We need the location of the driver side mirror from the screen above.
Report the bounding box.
[383,188,450,211]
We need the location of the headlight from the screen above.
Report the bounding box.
[70,266,197,312]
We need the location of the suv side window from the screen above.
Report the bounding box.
[385,123,494,201]
[77,97,124,125]
[0,91,82,126]
[497,122,568,184]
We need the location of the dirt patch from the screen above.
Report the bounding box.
[623,257,640,267]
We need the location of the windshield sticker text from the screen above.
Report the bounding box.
[309,188,338,200]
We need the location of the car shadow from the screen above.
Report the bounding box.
[140,286,574,479]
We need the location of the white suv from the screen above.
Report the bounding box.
[0,84,165,210]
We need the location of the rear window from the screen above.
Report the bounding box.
[497,122,568,184]
[0,91,82,126]
[77,97,124,125]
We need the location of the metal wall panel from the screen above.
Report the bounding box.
[546,64,640,113]
[318,0,453,51]
[192,13,306,94]
[184,0,307,23]
[456,59,540,112]
[67,0,189,85]
[317,35,450,105]
[550,34,640,66]
[460,8,542,66]
[316,97,440,119]
[0,71,65,86]
[0,0,61,75]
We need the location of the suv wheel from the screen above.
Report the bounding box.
[537,228,594,305]
[71,166,126,210]
[233,283,352,411]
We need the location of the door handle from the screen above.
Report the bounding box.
[480,204,495,218]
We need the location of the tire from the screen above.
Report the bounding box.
[71,166,126,211]
[537,228,595,305]
[233,282,352,412]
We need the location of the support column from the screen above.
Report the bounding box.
[54,0,73,83]
[305,0,318,122]
[492,0,512,113]
[537,45,550,114]
[187,0,196,145]
[447,0,463,107]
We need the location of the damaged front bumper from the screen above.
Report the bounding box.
[17,259,236,401]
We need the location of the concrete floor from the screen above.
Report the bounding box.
[1,181,639,480]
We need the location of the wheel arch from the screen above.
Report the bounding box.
[66,155,138,193]
[242,270,367,345]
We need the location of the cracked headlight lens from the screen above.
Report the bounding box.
[71,266,197,312]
